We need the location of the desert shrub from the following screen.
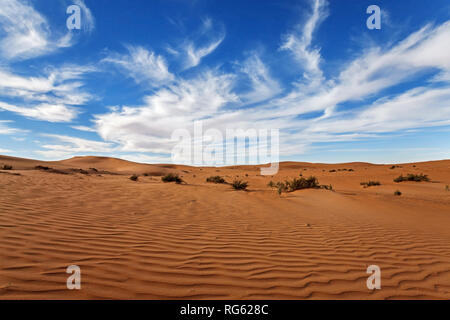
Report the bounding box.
[348,169,354,172]
[206,176,226,184]
[394,190,402,196]
[286,176,319,192]
[162,173,183,184]
[329,169,336,172]
[35,165,50,170]
[267,181,275,188]
[446,185,449,191]
[34,165,67,174]
[278,176,319,193]
[276,181,287,192]
[71,168,89,175]
[2,164,12,170]
[394,173,429,183]
[277,185,283,195]
[360,181,381,187]
[232,180,248,190]
[320,184,333,191]
[130,174,138,181]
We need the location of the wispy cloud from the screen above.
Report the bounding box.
[0,0,76,60]
[0,101,79,122]
[0,120,22,135]
[239,53,282,104]
[184,36,224,69]
[280,0,328,81]
[181,18,225,69]
[36,134,115,159]
[94,71,237,153]
[70,125,97,132]
[0,65,95,122]
[102,45,174,87]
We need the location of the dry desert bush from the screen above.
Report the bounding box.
[394,173,429,182]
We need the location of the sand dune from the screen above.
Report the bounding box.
[1,155,449,299]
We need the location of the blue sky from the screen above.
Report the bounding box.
[0,0,449,164]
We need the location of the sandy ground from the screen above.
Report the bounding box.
[0,155,450,299]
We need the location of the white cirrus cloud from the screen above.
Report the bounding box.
[70,125,97,132]
[0,101,79,122]
[184,36,224,69]
[94,71,238,153]
[36,134,116,159]
[102,45,174,87]
[181,18,225,69]
[0,0,94,61]
[0,120,23,135]
[238,53,282,104]
[0,65,95,122]
[280,0,328,81]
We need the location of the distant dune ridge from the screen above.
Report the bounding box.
[0,155,450,299]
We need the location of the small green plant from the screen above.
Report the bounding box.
[271,177,324,194]
[35,165,50,170]
[285,176,319,192]
[232,180,248,190]
[130,174,138,181]
[206,176,226,184]
[277,186,283,195]
[320,184,333,191]
[34,165,67,174]
[394,173,429,183]
[267,181,275,188]
[2,164,12,170]
[275,181,287,192]
[162,173,183,184]
[360,181,381,187]
[394,190,402,196]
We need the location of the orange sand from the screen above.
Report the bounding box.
[1,155,449,299]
